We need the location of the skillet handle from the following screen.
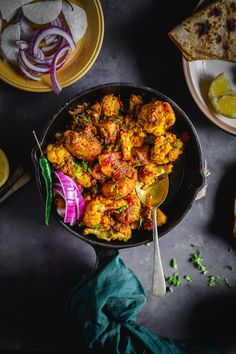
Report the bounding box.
[93,245,118,268]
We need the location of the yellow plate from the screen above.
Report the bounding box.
[0,0,104,92]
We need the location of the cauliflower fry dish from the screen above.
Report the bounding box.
[46,94,184,242]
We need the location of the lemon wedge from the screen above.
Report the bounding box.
[0,149,10,188]
[208,72,236,119]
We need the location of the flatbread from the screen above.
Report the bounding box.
[225,0,236,61]
[168,0,236,62]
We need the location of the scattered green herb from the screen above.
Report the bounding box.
[224,277,234,288]
[110,183,118,192]
[91,225,101,229]
[72,161,82,178]
[93,185,99,194]
[117,205,128,213]
[170,258,177,269]
[78,114,90,122]
[184,275,193,282]
[166,272,182,287]
[208,275,220,287]
[138,217,145,230]
[190,249,208,274]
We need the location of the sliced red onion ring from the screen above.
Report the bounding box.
[18,55,41,81]
[16,40,29,51]
[19,50,50,73]
[53,170,84,226]
[50,45,70,94]
[32,26,75,58]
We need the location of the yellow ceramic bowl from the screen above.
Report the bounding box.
[0,0,104,92]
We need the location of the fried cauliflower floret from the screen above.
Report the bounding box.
[131,144,150,166]
[46,143,71,168]
[69,102,88,116]
[61,160,93,188]
[102,178,136,199]
[99,120,120,144]
[91,163,108,183]
[117,191,141,224]
[88,102,102,123]
[98,152,137,181]
[64,130,102,162]
[120,128,146,160]
[141,206,167,230]
[101,94,122,117]
[138,163,173,186]
[98,152,121,177]
[114,223,132,239]
[137,100,176,136]
[129,94,143,114]
[83,199,106,228]
[100,214,115,229]
[83,227,131,242]
[150,132,183,165]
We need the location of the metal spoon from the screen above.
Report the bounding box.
[136,174,169,296]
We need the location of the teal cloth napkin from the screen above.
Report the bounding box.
[67,252,219,354]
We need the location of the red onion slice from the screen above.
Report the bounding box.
[32,26,75,58]
[53,170,85,226]
[18,55,41,81]
[19,50,50,73]
[50,45,70,94]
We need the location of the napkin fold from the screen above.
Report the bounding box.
[67,252,219,354]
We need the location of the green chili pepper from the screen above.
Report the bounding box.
[33,131,53,225]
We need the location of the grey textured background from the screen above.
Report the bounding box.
[0,0,236,353]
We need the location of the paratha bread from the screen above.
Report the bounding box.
[226,0,236,61]
[168,0,236,62]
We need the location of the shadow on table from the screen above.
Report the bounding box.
[207,161,236,249]
[186,292,236,352]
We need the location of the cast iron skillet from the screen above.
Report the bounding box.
[32,83,204,263]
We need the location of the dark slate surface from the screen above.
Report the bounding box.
[0,0,236,353]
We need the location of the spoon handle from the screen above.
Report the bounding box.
[151,207,166,297]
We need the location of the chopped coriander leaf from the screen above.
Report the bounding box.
[91,225,101,229]
[117,205,128,213]
[110,183,116,192]
[81,160,88,170]
[93,185,99,194]
[184,275,193,282]
[71,161,82,178]
[224,277,234,288]
[110,182,118,192]
[170,258,177,269]
[190,248,208,274]
[78,114,90,122]
[138,217,145,230]
[208,275,220,287]
[224,265,233,271]
[166,272,182,287]
[88,166,93,173]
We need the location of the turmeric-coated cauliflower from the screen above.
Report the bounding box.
[137,100,176,136]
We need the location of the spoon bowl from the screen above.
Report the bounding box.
[136,174,169,296]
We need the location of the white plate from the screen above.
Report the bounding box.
[183,59,236,135]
